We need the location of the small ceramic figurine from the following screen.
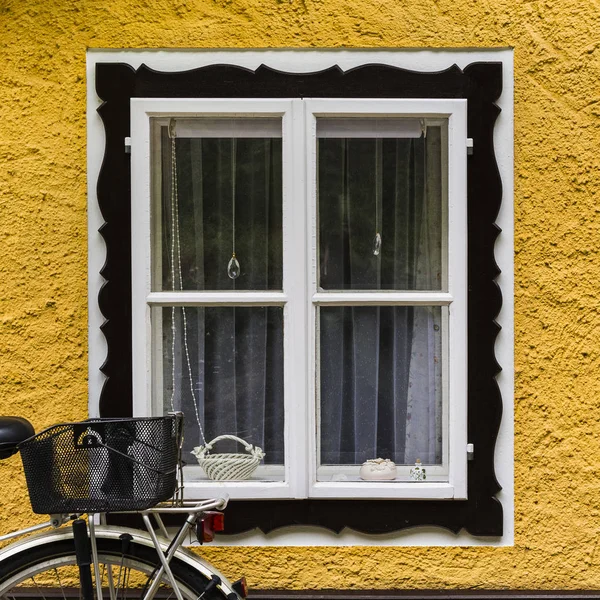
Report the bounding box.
[410,459,426,481]
[359,458,397,480]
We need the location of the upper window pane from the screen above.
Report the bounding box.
[152,118,283,291]
[317,119,446,291]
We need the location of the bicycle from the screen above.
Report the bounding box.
[0,412,247,600]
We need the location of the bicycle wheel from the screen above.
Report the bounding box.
[0,529,235,600]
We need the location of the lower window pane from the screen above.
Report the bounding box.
[318,305,444,481]
[154,306,285,481]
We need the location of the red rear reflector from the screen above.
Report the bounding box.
[232,577,248,598]
[201,511,225,542]
[211,511,225,532]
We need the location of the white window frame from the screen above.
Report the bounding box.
[131,98,307,500]
[130,96,468,501]
[305,99,468,499]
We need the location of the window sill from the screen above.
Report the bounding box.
[182,481,460,501]
[183,480,294,500]
[308,482,459,500]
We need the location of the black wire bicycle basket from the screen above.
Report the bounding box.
[18,414,183,515]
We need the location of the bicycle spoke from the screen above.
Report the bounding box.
[105,563,117,600]
[123,567,131,600]
[101,564,107,591]
[31,575,47,600]
[53,567,68,600]
[115,555,126,600]
[100,564,111,600]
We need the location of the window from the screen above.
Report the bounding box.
[92,56,507,536]
[130,98,467,500]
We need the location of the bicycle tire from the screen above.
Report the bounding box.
[0,529,235,600]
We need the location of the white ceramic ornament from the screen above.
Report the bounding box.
[359,458,397,481]
[410,459,427,481]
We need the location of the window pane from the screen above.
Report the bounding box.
[318,305,444,481]
[152,118,283,291]
[154,306,285,481]
[317,121,445,291]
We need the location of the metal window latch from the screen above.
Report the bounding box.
[467,443,475,461]
[467,138,474,155]
[124,137,131,154]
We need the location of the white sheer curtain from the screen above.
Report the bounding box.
[318,127,444,466]
[158,127,285,465]
[157,121,444,472]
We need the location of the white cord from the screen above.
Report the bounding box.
[375,138,381,238]
[169,120,207,445]
[232,138,236,257]
[169,122,177,413]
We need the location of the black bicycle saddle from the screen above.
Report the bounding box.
[0,417,34,459]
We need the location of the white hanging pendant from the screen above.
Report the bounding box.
[227,253,240,279]
[373,139,383,259]
[228,139,240,281]
[373,232,382,256]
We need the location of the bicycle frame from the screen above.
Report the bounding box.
[111,497,229,600]
[0,496,231,600]
[0,515,69,542]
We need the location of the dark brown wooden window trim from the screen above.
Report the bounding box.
[95,60,504,537]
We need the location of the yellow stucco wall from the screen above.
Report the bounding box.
[1,0,600,590]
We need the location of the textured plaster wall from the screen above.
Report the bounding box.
[0,0,599,591]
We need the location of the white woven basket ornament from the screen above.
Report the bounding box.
[191,435,265,481]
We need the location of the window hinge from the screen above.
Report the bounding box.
[124,137,131,154]
[467,138,474,155]
[467,443,475,461]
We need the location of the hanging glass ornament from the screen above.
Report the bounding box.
[373,139,383,257]
[228,253,241,279]
[228,138,241,280]
[373,232,382,256]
